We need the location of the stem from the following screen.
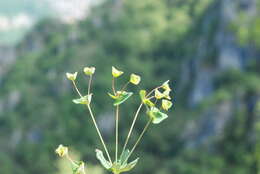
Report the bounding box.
[88,75,92,95]
[72,81,83,97]
[66,154,77,166]
[122,103,143,152]
[87,104,112,163]
[121,81,130,91]
[112,77,116,95]
[115,105,119,162]
[128,118,152,159]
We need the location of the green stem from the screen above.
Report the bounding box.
[128,118,152,159]
[112,77,116,95]
[72,81,83,97]
[88,75,92,95]
[121,81,130,91]
[115,105,119,162]
[122,103,143,152]
[87,104,112,163]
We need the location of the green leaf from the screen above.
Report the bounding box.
[95,149,112,169]
[113,91,133,106]
[118,158,139,173]
[147,107,168,124]
[119,149,130,165]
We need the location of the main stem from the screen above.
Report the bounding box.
[88,75,92,95]
[122,103,143,152]
[115,105,119,162]
[128,118,152,159]
[87,104,112,163]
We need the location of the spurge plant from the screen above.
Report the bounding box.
[55,66,173,174]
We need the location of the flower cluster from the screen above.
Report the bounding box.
[57,66,174,174]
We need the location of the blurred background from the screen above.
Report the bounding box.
[0,0,260,173]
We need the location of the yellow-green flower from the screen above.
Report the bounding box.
[130,73,141,85]
[155,89,164,99]
[55,144,68,157]
[73,94,92,105]
[162,80,171,91]
[84,66,95,76]
[163,89,171,100]
[66,72,78,81]
[112,66,124,78]
[162,99,172,111]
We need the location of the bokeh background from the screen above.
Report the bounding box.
[0,0,260,173]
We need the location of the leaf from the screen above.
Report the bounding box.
[118,158,139,173]
[113,91,133,106]
[119,149,130,165]
[95,149,112,169]
[147,107,168,124]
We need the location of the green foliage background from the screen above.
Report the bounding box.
[0,0,260,174]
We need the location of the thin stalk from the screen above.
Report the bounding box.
[121,81,130,91]
[66,154,77,166]
[88,75,92,95]
[112,77,116,95]
[122,103,143,152]
[115,105,119,162]
[87,104,112,163]
[128,118,152,159]
[72,81,83,97]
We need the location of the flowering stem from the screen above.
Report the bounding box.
[87,104,112,163]
[71,81,112,163]
[122,103,143,152]
[88,75,92,95]
[128,118,152,159]
[115,105,119,162]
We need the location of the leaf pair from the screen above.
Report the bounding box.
[95,149,139,174]
[108,91,133,106]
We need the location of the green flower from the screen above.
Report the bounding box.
[55,144,68,157]
[162,99,172,111]
[155,89,164,99]
[162,80,171,91]
[112,66,124,78]
[162,89,171,100]
[130,73,141,85]
[84,66,95,76]
[108,91,133,106]
[66,72,78,81]
[73,94,92,105]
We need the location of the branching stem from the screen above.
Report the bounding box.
[122,103,143,152]
[128,118,152,159]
